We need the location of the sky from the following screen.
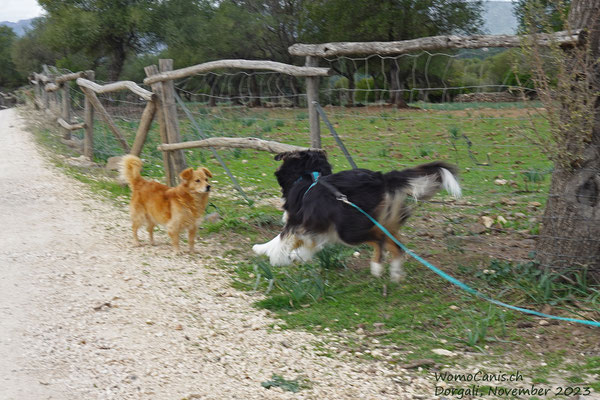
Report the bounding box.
[0,0,44,22]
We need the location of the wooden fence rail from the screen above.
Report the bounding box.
[143,59,331,85]
[288,30,582,57]
[31,69,157,163]
[76,78,154,101]
[157,137,311,154]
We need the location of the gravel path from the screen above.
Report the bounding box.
[0,108,435,399]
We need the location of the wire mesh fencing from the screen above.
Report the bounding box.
[33,47,600,277]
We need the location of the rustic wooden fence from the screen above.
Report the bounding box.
[29,29,578,186]
[31,58,328,186]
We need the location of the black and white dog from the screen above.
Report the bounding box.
[253,150,461,282]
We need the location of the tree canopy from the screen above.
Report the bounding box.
[36,0,161,80]
[10,0,486,82]
[0,26,23,90]
[302,0,484,43]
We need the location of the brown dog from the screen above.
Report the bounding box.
[120,155,212,253]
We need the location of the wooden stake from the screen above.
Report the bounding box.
[80,87,131,153]
[158,59,187,175]
[305,56,321,148]
[61,83,71,140]
[84,71,95,159]
[130,100,157,156]
[145,65,174,186]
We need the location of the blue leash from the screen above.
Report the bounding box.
[303,172,321,199]
[334,194,600,328]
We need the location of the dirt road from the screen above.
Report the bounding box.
[0,108,434,399]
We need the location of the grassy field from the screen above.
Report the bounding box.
[32,101,600,395]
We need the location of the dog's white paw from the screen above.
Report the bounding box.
[252,243,267,255]
[390,258,407,283]
[370,261,384,278]
[253,234,293,266]
[390,270,406,283]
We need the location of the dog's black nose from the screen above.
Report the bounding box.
[206,185,211,192]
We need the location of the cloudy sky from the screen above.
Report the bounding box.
[1,0,44,22]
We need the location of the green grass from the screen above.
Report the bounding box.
[27,103,600,387]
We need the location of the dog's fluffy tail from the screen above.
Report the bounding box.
[388,162,462,201]
[119,155,143,189]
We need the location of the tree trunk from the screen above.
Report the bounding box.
[536,0,600,279]
[388,62,410,108]
[292,77,301,107]
[346,71,355,107]
[208,74,217,107]
[249,74,262,107]
[108,42,127,82]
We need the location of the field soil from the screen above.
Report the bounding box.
[0,107,436,399]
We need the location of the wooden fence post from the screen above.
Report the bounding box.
[145,64,175,186]
[34,77,42,109]
[42,82,49,110]
[44,65,59,113]
[61,82,71,140]
[80,87,131,153]
[305,56,321,148]
[83,71,95,160]
[158,59,187,174]
[130,99,157,156]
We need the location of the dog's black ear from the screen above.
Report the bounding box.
[274,152,288,161]
[275,151,304,161]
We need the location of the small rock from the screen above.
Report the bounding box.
[67,154,96,168]
[204,212,221,223]
[399,359,436,369]
[517,322,533,328]
[449,305,459,311]
[92,302,111,311]
[467,223,487,234]
[352,251,361,258]
[431,348,457,357]
[538,320,550,326]
[528,201,542,208]
[494,179,508,186]
[541,304,552,314]
[481,216,494,228]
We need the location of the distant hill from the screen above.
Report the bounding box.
[0,18,35,36]
[483,1,518,35]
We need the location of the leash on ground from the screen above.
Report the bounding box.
[333,193,600,328]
